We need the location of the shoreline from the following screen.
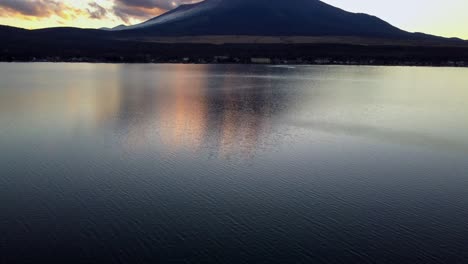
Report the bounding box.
[2,38,467,68]
[1,59,466,68]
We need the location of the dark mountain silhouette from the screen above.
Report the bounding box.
[120,0,409,37]
[0,0,462,41]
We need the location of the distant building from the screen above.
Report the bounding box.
[314,58,331,64]
[214,56,230,60]
[214,56,230,63]
[251,58,272,64]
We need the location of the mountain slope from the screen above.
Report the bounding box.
[119,0,409,37]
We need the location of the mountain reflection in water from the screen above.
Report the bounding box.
[2,63,468,263]
[111,64,295,159]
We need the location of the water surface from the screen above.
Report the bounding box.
[1,63,468,263]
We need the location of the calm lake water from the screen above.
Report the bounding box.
[1,63,468,263]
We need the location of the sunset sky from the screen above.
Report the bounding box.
[0,0,466,39]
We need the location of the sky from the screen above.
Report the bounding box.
[0,0,466,39]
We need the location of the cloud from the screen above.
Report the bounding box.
[112,0,201,23]
[0,0,85,20]
[116,0,177,10]
[0,0,203,26]
[113,1,165,24]
[87,2,108,19]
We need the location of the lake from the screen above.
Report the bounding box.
[1,63,468,263]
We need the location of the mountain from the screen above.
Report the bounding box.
[112,24,128,31]
[119,0,409,38]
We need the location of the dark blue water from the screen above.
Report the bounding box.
[1,63,468,263]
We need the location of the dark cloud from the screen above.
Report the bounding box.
[117,0,174,10]
[87,3,108,19]
[0,0,66,17]
[113,0,201,23]
[113,4,163,23]
[0,0,202,25]
[0,0,84,19]
[0,0,114,22]
[0,0,48,17]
